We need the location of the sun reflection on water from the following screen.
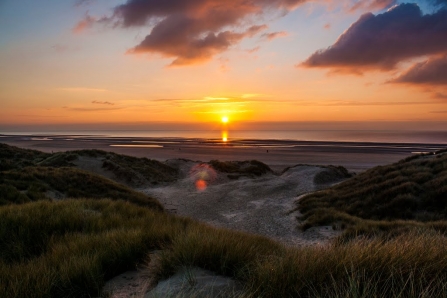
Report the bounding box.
[222,131,228,142]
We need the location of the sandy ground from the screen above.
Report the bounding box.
[143,159,340,246]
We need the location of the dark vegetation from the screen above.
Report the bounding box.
[209,160,272,179]
[298,150,447,237]
[0,166,163,210]
[0,143,50,170]
[0,144,178,187]
[313,165,353,185]
[3,143,447,297]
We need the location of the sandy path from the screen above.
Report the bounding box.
[142,160,340,246]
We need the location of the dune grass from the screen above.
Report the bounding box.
[39,148,179,186]
[0,143,50,170]
[0,199,183,298]
[0,166,163,210]
[1,143,178,186]
[246,231,447,298]
[3,200,447,297]
[297,151,447,236]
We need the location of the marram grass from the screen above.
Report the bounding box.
[3,200,447,297]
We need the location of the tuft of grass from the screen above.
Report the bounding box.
[157,224,283,281]
[246,231,447,297]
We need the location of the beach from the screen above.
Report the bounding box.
[1,134,445,173]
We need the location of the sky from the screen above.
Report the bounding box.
[1,0,447,131]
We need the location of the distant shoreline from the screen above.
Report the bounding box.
[1,134,446,173]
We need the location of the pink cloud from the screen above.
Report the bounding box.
[261,31,288,41]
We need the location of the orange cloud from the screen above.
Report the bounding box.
[72,14,96,34]
[261,31,288,41]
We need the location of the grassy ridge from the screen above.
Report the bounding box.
[297,151,447,234]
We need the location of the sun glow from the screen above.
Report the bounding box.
[221,116,229,123]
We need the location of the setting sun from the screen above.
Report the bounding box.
[221,116,229,123]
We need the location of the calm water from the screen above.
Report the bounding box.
[2,129,447,144]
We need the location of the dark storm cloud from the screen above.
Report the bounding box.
[392,56,447,86]
[302,4,447,71]
[76,0,307,65]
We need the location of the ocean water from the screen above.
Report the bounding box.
[2,129,447,144]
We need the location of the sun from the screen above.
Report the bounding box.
[221,116,229,123]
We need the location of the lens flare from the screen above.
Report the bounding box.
[189,164,217,191]
[195,179,207,191]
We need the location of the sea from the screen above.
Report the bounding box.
[1,129,447,144]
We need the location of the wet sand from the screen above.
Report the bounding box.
[1,134,445,172]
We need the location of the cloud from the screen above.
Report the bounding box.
[129,23,268,66]
[392,55,447,86]
[73,14,97,33]
[302,4,447,72]
[427,0,447,7]
[92,100,115,105]
[348,0,397,12]
[261,31,288,41]
[64,106,121,112]
[433,92,447,99]
[74,0,94,7]
[57,87,108,92]
[81,0,307,66]
[246,46,261,54]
